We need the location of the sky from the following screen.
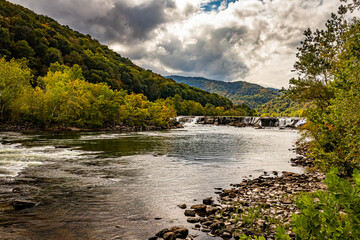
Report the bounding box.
[8,0,341,88]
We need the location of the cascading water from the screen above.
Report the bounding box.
[183,116,200,127]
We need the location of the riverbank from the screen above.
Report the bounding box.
[152,144,319,240]
[153,170,325,240]
[0,119,183,133]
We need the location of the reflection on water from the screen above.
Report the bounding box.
[0,124,303,240]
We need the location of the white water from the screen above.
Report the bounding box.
[0,133,89,178]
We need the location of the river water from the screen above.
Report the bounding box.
[0,122,303,240]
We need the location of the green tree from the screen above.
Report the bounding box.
[0,58,32,120]
[14,40,35,59]
[284,0,360,174]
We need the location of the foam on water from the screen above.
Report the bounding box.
[80,133,128,140]
[0,142,87,178]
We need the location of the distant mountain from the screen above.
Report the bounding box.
[167,75,280,108]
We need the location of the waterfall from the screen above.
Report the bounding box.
[184,116,200,127]
[176,116,200,127]
[278,118,286,127]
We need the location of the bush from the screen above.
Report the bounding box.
[277,169,360,239]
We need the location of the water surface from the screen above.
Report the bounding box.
[0,123,303,239]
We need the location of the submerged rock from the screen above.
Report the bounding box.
[11,199,37,210]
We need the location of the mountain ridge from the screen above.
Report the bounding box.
[167,75,280,108]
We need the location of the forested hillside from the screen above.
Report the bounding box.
[168,75,280,108]
[256,97,309,117]
[0,0,232,109]
[0,0,258,129]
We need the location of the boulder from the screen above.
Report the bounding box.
[163,232,176,240]
[170,226,188,239]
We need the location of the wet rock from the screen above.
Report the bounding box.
[11,199,37,210]
[178,203,187,209]
[156,228,170,238]
[163,232,176,240]
[184,209,196,217]
[187,217,200,223]
[170,226,188,238]
[202,197,214,205]
[190,204,206,212]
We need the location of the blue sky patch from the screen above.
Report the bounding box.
[201,0,239,12]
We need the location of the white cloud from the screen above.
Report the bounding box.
[9,0,341,88]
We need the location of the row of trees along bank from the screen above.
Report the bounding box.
[0,58,256,129]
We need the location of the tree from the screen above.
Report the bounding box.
[0,58,32,120]
[14,40,35,59]
[284,0,360,174]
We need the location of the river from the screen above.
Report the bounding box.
[0,121,304,240]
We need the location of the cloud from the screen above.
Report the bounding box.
[9,0,341,88]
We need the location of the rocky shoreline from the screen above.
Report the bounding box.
[152,170,325,240]
[151,146,321,240]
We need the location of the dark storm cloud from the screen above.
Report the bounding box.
[10,0,175,43]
